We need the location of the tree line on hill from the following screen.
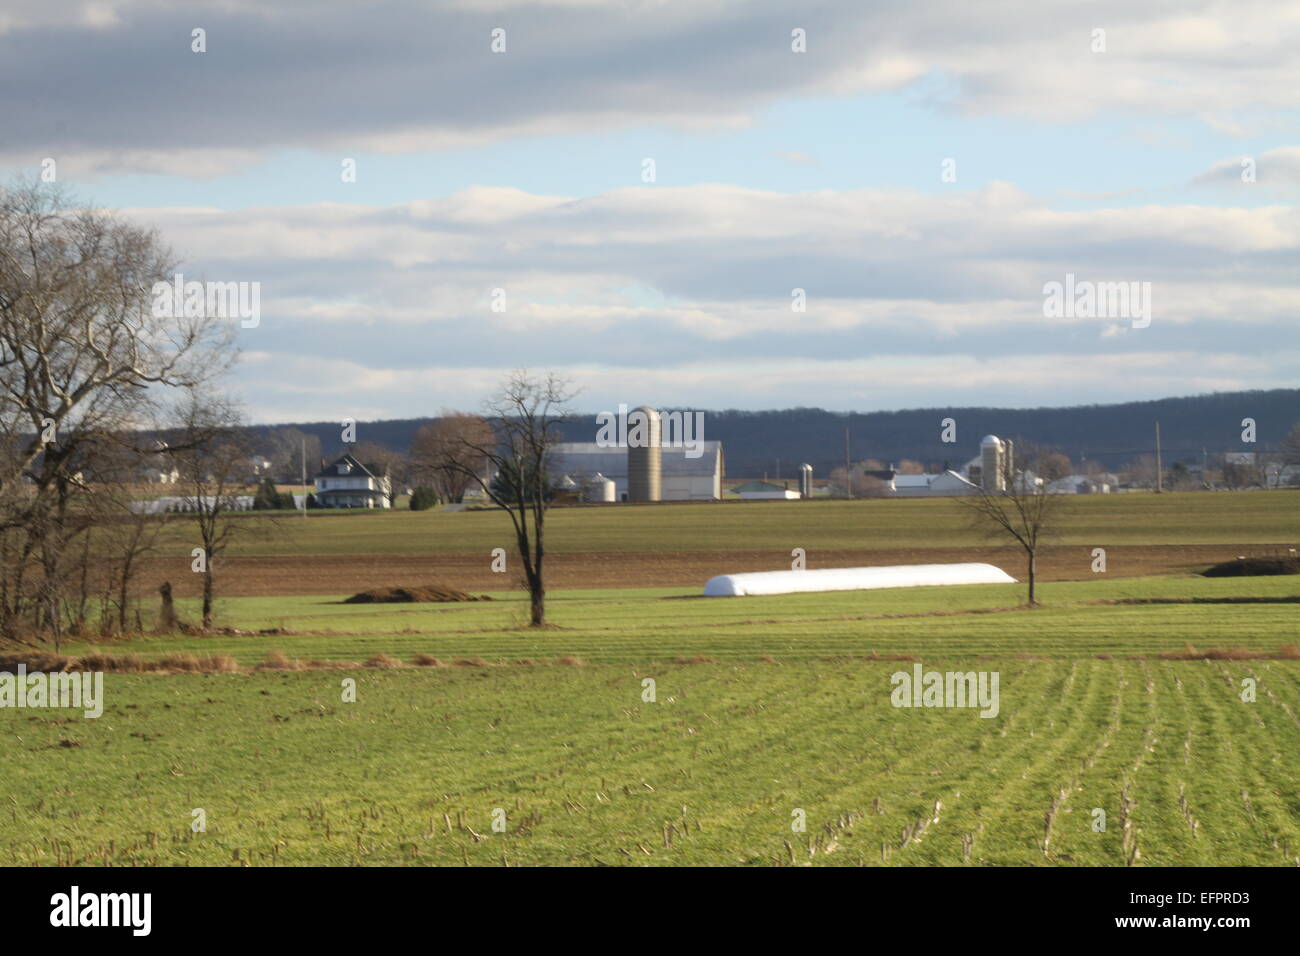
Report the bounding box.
[246,389,1300,488]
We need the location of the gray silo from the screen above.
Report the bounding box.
[627,405,662,502]
[799,463,813,498]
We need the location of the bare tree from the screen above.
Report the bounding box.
[410,412,495,503]
[1037,452,1074,482]
[441,372,574,627]
[1121,454,1159,489]
[1282,422,1300,466]
[955,441,1061,606]
[351,440,404,506]
[164,391,253,630]
[0,180,233,644]
[266,427,321,485]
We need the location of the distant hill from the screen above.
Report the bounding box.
[252,389,1299,478]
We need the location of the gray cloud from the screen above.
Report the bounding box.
[3,0,1296,174]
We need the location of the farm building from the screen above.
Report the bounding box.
[1045,474,1111,494]
[732,480,801,500]
[891,470,980,497]
[548,441,723,501]
[314,454,392,508]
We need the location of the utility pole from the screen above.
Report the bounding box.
[301,436,308,518]
[1155,421,1163,494]
[844,426,852,500]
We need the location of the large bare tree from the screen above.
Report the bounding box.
[0,180,234,644]
[956,441,1061,606]
[442,372,574,627]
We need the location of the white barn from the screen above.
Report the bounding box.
[891,470,980,497]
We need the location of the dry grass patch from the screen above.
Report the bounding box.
[1153,644,1300,661]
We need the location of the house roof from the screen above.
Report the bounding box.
[315,454,379,479]
[931,470,978,489]
[731,480,787,493]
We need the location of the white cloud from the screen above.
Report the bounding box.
[102,180,1300,418]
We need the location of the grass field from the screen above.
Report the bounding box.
[4,547,1298,866]
[134,490,1300,598]
[162,490,1300,556]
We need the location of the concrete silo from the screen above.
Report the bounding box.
[799,463,813,499]
[980,435,1010,492]
[627,405,662,502]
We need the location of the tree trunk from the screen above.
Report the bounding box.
[1027,549,1037,606]
[530,582,545,627]
[202,569,215,630]
[118,558,133,633]
[158,582,177,632]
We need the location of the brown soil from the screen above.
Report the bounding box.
[1202,556,1300,577]
[134,543,1282,598]
[342,585,487,604]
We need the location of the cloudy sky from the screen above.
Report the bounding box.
[3,0,1297,422]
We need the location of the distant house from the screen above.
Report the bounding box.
[143,465,179,484]
[1045,474,1111,494]
[314,454,391,508]
[732,480,800,500]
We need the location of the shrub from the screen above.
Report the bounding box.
[409,486,439,511]
[252,477,293,510]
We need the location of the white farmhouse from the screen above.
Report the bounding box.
[314,454,391,508]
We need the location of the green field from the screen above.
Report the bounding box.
[4,566,1298,866]
[162,490,1300,556]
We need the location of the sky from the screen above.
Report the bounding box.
[2,0,1297,423]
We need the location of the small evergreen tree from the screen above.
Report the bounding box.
[409,486,439,511]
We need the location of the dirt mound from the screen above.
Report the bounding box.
[342,585,490,604]
[1201,556,1300,577]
